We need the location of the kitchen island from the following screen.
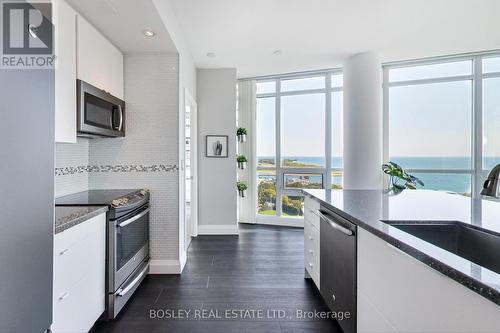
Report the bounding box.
[303,189,500,333]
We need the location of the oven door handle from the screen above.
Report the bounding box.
[117,264,149,297]
[117,208,150,228]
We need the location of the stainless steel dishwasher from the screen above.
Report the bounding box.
[318,206,357,333]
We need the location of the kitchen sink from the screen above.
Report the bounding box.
[384,222,500,274]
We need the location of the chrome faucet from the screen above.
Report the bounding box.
[481,164,500,198]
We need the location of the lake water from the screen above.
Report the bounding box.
[257,156,500,194]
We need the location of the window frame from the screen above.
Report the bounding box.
[255,70,343,223]
[383,52,500,197]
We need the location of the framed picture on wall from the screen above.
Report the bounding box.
[206,135,228,158]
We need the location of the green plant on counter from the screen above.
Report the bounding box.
[236,127,247,136]
[382,161,424,191]
[237,155,247,163]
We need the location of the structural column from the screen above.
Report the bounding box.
[343,52,383,189]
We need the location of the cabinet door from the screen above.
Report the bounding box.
[54,0,77,143]
[52,213,106,333]
[76,16,124,99]
[358,228,500,332]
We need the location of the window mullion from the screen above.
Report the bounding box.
[275,79,283,217]
[325,74,332,190]
[473,56,483,198]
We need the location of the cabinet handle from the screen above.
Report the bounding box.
[308,236,313,240]
[58,291,70,301]
[59,248,69,256]
[309,250,314,254]
[309,263,313,268]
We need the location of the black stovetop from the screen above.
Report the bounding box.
[55,189,142,206]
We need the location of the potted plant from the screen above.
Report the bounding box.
[382,161,424,192]
[237,181,248,197]
[237,127,247,142]
[237,155,247,169]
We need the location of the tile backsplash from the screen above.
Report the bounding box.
[55,139,89,197]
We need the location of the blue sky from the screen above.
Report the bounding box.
[256,59,500,159]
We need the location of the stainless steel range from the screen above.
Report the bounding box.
[55,189,150,319]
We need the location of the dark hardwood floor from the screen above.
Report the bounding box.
[92,223,342,333]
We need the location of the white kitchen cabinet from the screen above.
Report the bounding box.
[357,228,500,333]
[54,0,77,143]
[52,213,106,333]
[77,16,124,99]
[304,197,320,287]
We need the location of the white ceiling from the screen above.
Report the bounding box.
[66,0,177,54]
[170,0,500,78]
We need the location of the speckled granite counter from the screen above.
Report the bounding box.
[303,189,500,306]
[55,206,108,234]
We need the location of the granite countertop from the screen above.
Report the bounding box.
[55,206,108,234]
[303,188,500,306]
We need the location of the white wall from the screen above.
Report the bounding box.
[152,0,196,263]
[197,68,238,234]
[237,80,256,223]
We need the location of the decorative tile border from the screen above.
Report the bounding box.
[55,164,179,176]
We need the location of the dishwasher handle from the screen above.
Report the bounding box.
[317,210,354,236]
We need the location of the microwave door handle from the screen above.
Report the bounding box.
[118,105,123,131]
[110,107,115,130]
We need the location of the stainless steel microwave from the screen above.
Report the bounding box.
[77,80,125,138]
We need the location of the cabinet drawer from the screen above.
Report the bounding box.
[305,196,320,229]
[304,207,320,230]
[52,266,105,333]
[304,222,320,286]
[53,214,105,300]
[54,213,103,254]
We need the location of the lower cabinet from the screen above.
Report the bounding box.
[52,213,106,333]
[304,197,320,287]
[357,228,500,333]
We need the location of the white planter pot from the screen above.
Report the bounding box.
[238,161,247,169]
[238,134,247,143]
[238,190,246,197]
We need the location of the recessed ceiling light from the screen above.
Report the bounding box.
[273,50,283,56]
[143,30,155,37]
[206,52,216,58]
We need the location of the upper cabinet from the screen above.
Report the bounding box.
[54,0,77,143]
[54,1,124,143]
[76,16,124,100]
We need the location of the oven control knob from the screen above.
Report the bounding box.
[111,197,129,207]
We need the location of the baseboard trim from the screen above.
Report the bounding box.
[198,224,239,235]
[149,259,182,274]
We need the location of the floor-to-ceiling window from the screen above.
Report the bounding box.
[384,53,500,197]
[256,71,343,222]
